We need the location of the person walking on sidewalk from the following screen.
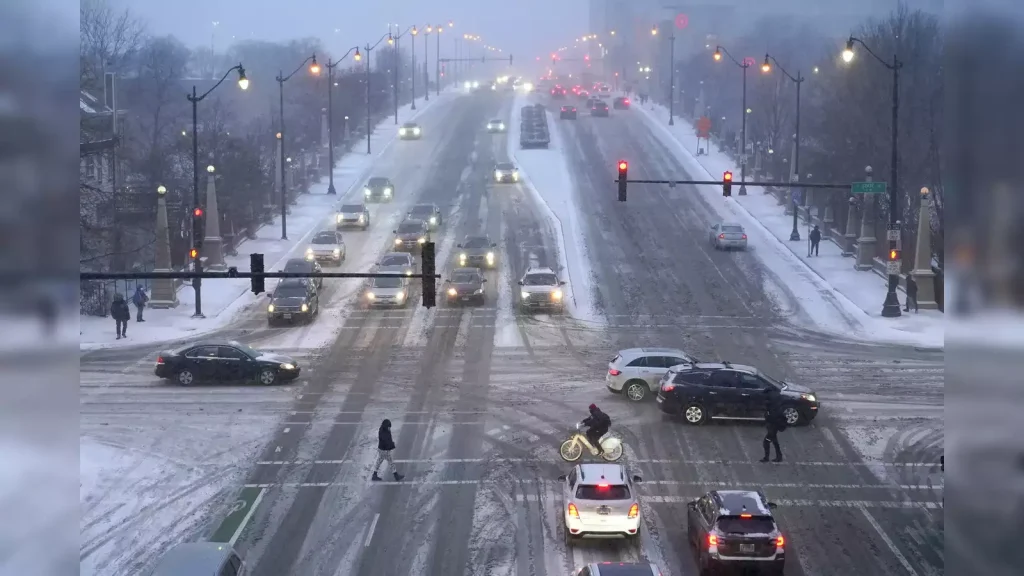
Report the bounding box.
[371,419,404,481]
[760,388,787,463]
[905,273,919,312]
[131,285,149,322]
[808,225,821,256]
[110,293,131,340]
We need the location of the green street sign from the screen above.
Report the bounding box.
[851,181,887,194]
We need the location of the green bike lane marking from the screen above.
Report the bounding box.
[209,486,265,545]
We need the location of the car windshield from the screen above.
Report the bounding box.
[722,225,744,233]
[341,204,364,212]
[496,163,514,170]
[380,255,409,267]
[576,484,630,500]
[368,178,389,186]
[373,276,403,288]
[451,272,478,283]
[759,371,785,389]
[717,516,776,534]
[283,261,311,272]
[410,205,433,215]
[312,235,337,244]
[463,237,490,249]
[403,123,417,128]
[398,222,423,233]
[524,273,558,285]
[275,285,307,298]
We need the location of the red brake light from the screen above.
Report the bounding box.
[742,234,747,239]
[156,356,164,364]
[567,503,580,518]
[776,535,785,548]
[597,483,609,488]
[662,383,675,392]
[628,503,639,518]
[608,368,621,376]
[719,233,726,239]
[707,534,718,547]
[624,99,630,104]
[740,513,752,518]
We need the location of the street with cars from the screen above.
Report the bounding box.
[81,77,943,576]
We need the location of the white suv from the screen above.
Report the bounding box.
[606,347,697,402]
[558,463,644,545]
[518,266,566,312]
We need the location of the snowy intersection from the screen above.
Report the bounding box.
[81,87,944,576]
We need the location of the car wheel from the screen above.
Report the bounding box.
[258,369,277,386]
[624,379,648,402]
[782,406,803,426]
[176,369,195,386]
[682,403,708,425]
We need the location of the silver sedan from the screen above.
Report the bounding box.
[709,222,748,250]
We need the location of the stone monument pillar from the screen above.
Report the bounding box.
[148,185,179,308]
[202,164,226,270]
[911,187,938,309]
[855,166,878,271]
[842,196,859,257]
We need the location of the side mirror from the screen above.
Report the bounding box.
[559,280,567,286]
[444,279,450,283]
[768,502,778,509]
[392,230,397,233]
[517,280,524,286]
[481,278,487,282]
[632,475,643,482]
[556,474,567,481]
[456,243,463,248]
[687,501,697,510]
[491,243,497,247]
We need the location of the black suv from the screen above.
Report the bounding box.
[267,278,319,326]
[613,96,631,110]
[687,490,785,576]
[656,362,819,426]
[590,101,610,117]
[363,176,394,202]
[282,258,323,290]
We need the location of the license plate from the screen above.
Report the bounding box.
[597,507,610,515]
[283,314,292,319]
[739,544,755,553]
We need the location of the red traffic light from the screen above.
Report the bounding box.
[193,207,204,217]
[889,249,899,260]
[584,54,590,61]
[723,171,733,181]
[189,248,199,259]
[618,161,628,172]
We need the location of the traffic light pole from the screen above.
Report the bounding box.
[188,86,205,318]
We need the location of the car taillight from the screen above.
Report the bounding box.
[662,383,675,392]
[707,534,718,548]
[624,99,630,104]
[628,503,639,518]
[719,233,726,239]
[567,503,579,518]
[156,356,164,365]
[608,368,621,376]
[776,534,785,548]
[742,234,748,239]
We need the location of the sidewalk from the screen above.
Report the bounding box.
[634,102,943,349]
[80,91,458,351]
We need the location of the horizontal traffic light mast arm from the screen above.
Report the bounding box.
[615,178,851,189]
[438,57,512,62]
[79,271,441,281]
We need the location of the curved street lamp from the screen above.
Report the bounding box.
[275,54,320,240]
[762,53,806,241]
[713,46,750,194]
[325,46,361,194]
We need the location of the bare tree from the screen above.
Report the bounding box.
[79,0,144,90]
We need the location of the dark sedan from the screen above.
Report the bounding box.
[590,101,610,117]
[155,340,300,386]
[445,267,487,305]
[456,235,498,268]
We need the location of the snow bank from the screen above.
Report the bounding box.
[634,102,944,349]
[508,94,603,325]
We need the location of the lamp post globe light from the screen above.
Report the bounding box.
[841,36,904,318]
[275,54,320,240]
[157,185,167,195]
[184,63,248,318]
[325,47,361,195]
[207,164,215,173]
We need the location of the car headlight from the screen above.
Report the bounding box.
[486,252,494,261]
[552,289,563,300]
[459,253,467,261]
[464,81,471,89]
[495,170,503,180]
[395,238,403,245]
[367,292,375,299]
[513,172,519,180]
[333,248,341,255]
[396,291,405,300]
[384,188,392,195]
[802,394,817,402]
[474,288,484,294]
[520,290,530,299]
[429,216,437,224]
[267,304,275,312]
[499,123,505,129]
[399,128,407,135]
[357,214,365,222]
[305,252,314,261]
[364,187,371,195]
[336,214,343,223]
[280,363,295,370]
[301,303,309,312]
[472,81,479,88]
[448,287,457,296]
[413,128,420,135]
[418,237,426,244]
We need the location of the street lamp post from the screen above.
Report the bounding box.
[714,46,750,194]
[276,54,320,239]
[842,37,904,318]
[325,47,361,195]
[391,25,416,124]
[424,26,431,101]
[652,25,676,126]
[762,54,805,241]
[365,32,394,155]
[410,26,418,109]
[435,25,444,96]
[185,64,248,318]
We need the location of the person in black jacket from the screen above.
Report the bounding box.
[582,404,611,454]
[110,293,131,340]
[809,225,821,256]
[371,419,404,481]
[761,388,785,463]
[904,273,919,312]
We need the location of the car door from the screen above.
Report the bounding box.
[735,373,768,417]
[704,370,743,416]
[643,356,675,390]
[184,346,219,381]
[217,346,249,382]
[623,355,649,383]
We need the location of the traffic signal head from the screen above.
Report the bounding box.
[723,171,733,197]
[189,248,199,259]
[193,207,203,218]
[617,160,628,202]
[250,253,265,294]
[889,249,900,260]
[421,241,436,308]
[618,160,628,172]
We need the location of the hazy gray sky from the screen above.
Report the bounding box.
[113,0,590,62]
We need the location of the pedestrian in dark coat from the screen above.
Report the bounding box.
[110,294,131,339]
[809,225,821,256]
[760,388,786,462]
[904,274,919,312]
[131,286,149,322]
[371,419,404,481]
